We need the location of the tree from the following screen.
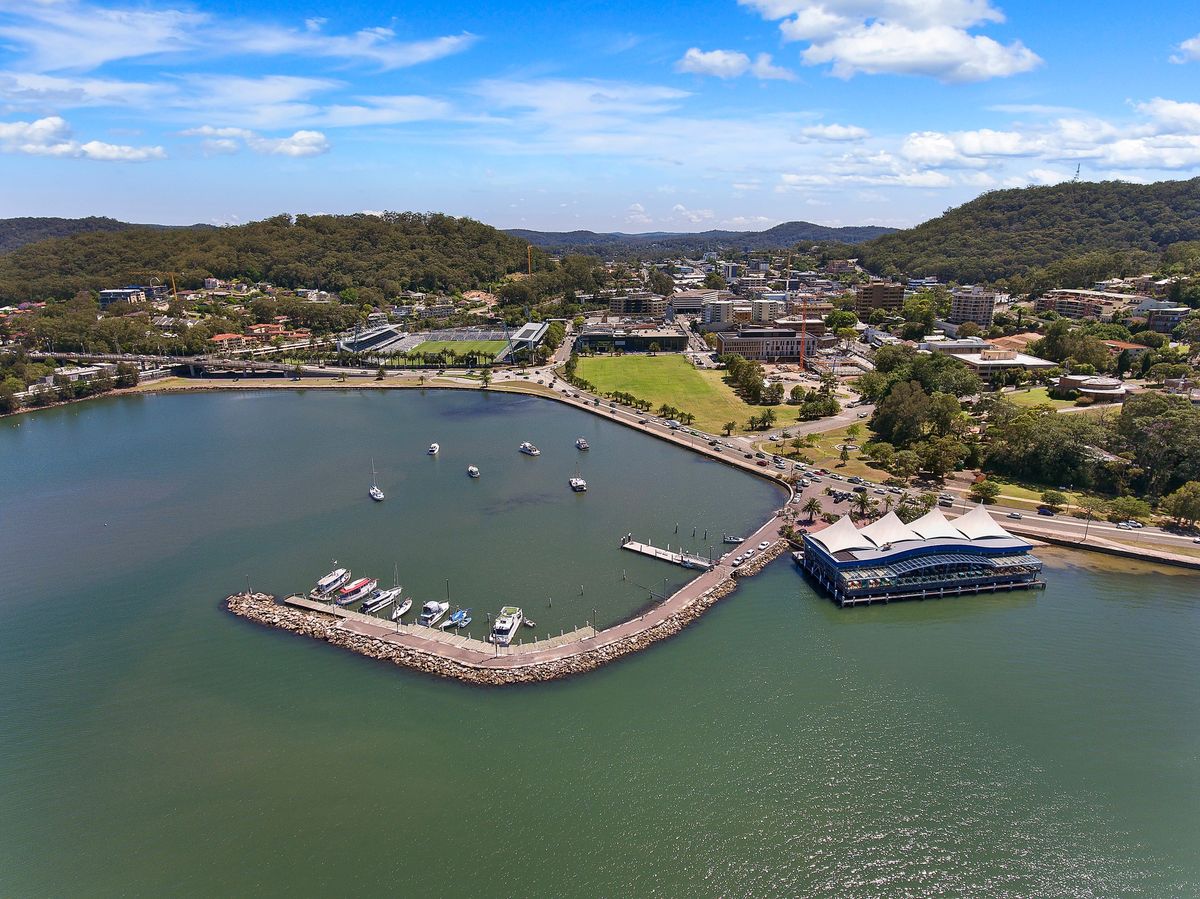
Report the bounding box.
[723,420,736,436]
[480,367,492,389]
[1105,495,1149,522]
[968,479,1001,504]
[1159,481,1200,527]
[703,272,727,290]
[801,497,822,522]
[376,366,386,380]
[872,380,931,447]
[1040,489,1067,512]
[851,491,873,520]
[647,342,661,355]
[915,435,968,479]
[839,443,851,464]
[891,450,920,481]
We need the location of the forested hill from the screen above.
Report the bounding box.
[0,213,537,303]
[857,177,1200,288]
[0,216,209,254]
[506,221,896,257]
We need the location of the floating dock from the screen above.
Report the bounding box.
[620,537,715,570]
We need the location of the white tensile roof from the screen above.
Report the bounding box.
[908,507,966,540]
[952,504,1014,540]
[810,505,1016,555]
[811,515,876,554]
[857,511,920,547]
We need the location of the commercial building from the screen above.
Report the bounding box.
[669,289,718,315]
[751,298,787,323]
[703,300,734,325]
[854,282,905,317]
[921,336,1057,381]
[800,507,1044,607]
[948,286,998,326]
[1057,374,1127,402]
[1034,289,1141,320]
[99,288,146,307]
[720,262,740,282]
[573,324,688,354]
[609,292,667,318]
[715,327,820,362]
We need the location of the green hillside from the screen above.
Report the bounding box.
[857,177,1200,288]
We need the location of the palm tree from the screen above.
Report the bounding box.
[801,497,821,522]
[851,492,872,520]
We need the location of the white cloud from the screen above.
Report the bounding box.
[675,48,795,80]
[722,215,776,228]
[739,0,1040,82]
[0,71,164,107]
[1026,167,1068,185]
[0,0,476,72]
[182,125,330,157]
[1170,33,1200,64]
[1136,98,1200,134]
[0,115,164,160]
[798,123,869,141]
[671,203,715,223]
[626,202,652,225]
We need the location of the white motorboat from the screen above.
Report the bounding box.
[428,443,440,455]
[569,476,587,492]
[467,465,480,478]
[575,437,590,451]
[369,459,385,502]
[391,597,413,621]
[310,567,350,598]
[418,600,450,626]
[362,586,401,615]
[336,577,377,606]
[519,442,540,456]
[488,606,523,645]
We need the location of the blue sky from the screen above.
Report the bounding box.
[1,0,1198,231]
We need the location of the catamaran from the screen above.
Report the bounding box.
[489,606,524,645]
[336,577,377,606]
[467,465,480,478]
[418,600,449,626]
[369,459,385,502]
[428,443,440,455]
[519,442,540,456]
[310,567,350,598]
[575,437,590,451]
[569,476,587,492]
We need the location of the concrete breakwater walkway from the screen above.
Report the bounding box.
[226,513,788,685]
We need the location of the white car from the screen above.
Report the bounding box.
[830,473,843,480]
[1007,512,1023,519]
[757,541,770,550]
[857,411,868,418]
[1117,522,1132,530]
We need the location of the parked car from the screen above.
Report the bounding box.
[852,485,867,493]
[857,411,869,418]
[829,473,843,480]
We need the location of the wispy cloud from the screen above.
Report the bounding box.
[181,125,330,157]
[1170,32,1200,64]
[675,48,795,80]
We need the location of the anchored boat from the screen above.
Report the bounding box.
[488,606,524,645]
[519,442,541,456]
[467,465,480,478]
[310,567,350,599]
[369,459,385,502]
[428,443,440,455]
[418,600,449,626]
[336,577,377,606]
[575,437,590,451]
[569,476,587,492]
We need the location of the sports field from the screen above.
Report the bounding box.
[575,355,781,434]
[411,340,508,358]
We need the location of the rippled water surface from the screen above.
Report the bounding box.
[1,391,1197,897]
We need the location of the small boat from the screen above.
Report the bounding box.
[391,596,413,621]
[336,577,377,606]
[369,459,385,502]
[418,600,449,626]
[362,586,401,615]
[575,437,590,451]
[467,465,480,478]
[519,442,540,456]
[310,566,350,598]
[523,619,537,628]
[569,476,587,492]
[723,535,744,544]
[428,443,439,455]
[440,607,471,629]
[488,606,524,645]
[459,615,472,628]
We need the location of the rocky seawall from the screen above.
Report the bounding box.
[226,539,789,686]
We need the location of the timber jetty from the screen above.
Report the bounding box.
[226,515,787,685]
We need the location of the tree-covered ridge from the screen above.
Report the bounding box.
[857,177,1200,288]
[0,216,208,254]
[506,221,896,258]
[0,213,540,303]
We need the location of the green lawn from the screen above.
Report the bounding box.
[411,340,508,359]
[1002,387,1076,410]
[575,355,783,434]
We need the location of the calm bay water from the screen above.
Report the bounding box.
[1,390,1197,897]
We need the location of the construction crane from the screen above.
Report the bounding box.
[1071,163,1081,183]
[125,271,181,303]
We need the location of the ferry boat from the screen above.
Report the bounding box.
[519,442,541,456]
[369,459,385,502]
[428,443,439,455]
[569,476,587,492]
[575,437,590,451]
[489,606,523,645]
[440,608,471,629]
[418,600,449,626]
[336,577,377,606]
[310,567,350,598]
[467,465,480,478]
[362,586,402,615]
[391,597,412,621]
